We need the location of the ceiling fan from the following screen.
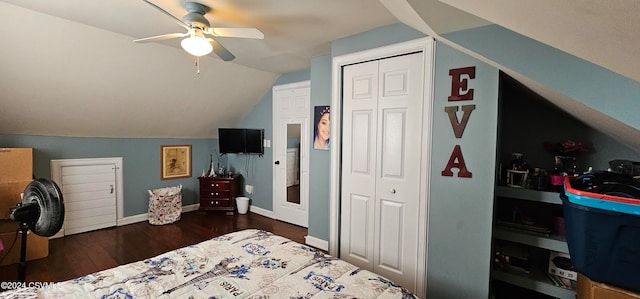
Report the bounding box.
[134,0,264,61]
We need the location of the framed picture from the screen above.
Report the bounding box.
[313,105,330,150]
[161,144,192,180]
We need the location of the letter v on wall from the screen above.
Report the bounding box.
[444,105,476,138]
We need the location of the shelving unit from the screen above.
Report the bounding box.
[491,186,576,298]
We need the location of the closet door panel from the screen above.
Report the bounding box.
[380,108,407,178]
[350,111,374,175]
[340,60,379,270]
[373,52,424,289]
[378,198,404,272]
[345,193,372,262]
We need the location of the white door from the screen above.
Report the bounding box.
[272,81,310,227]
[340,52,424,291]
[51,158,123,237]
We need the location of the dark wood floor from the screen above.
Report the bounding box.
[0,211,307,284]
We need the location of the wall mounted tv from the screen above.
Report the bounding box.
[218,128,264,155]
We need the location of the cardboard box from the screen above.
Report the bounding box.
[0,148,32,182]
[0,148,32,220]
[0,180,30,220]
[578,273,640,299]
[0,221,49,266]
[548,251,577,281]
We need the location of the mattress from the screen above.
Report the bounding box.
[0,229,416,298]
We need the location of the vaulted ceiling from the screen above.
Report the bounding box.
[1,0,637,138]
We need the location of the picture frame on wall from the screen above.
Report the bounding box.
[161,144,192,180]
[313,105,330,150]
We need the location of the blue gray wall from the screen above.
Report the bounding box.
[426,42,499,299]
[0,135,216,217]
[308,54,332,239]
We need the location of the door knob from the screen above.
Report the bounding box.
[275,161,280,165]
[390,188,396,194]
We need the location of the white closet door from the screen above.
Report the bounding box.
[340,52,424,291]
[374,53,424,287]
[341,60,379,269]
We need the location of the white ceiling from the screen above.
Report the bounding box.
[1,0,400,74]
[0,0,638,139]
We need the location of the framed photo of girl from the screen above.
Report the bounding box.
[313,105,330,150]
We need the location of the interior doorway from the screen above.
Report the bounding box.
[272,81,310,227]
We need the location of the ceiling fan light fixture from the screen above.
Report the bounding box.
[181,32,212,56]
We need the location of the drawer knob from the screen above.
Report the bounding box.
[211,201,219,205]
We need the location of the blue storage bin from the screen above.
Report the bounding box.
[561,192,640,293]
[563,186,640,215]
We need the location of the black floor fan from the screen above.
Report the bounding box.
[9,178,65,282]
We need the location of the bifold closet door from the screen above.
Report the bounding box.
[340,52,424,291]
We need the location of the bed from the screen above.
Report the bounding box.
[0,229,416,298]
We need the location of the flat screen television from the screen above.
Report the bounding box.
[218,128,264,155]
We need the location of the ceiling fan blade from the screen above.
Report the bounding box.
[142,0,190,30]
[134,32,188,43]
[207,28,264,39]
[207,38,235,61]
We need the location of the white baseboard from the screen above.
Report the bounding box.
[116,203,200,226]
[117,213,148,226]
[249,205,275,218]
[182,203,200,213]
[305,235,329,251]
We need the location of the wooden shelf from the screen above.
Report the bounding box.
[493,226,568,253]
[492,266,575,299]
[495,186,563,205]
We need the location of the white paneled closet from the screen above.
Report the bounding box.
[339,46,431,294]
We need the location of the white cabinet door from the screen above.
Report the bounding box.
[60,163,117,235]
[340,52,424,291]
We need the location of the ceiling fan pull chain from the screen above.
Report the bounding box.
[195,56,200,74]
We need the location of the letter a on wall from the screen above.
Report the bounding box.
[441,145,472,178]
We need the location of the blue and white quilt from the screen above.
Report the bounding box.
[0,229,416,298]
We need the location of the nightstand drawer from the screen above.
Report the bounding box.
[200,181,230,191]
[200,199,230,208]
[202,190,230,198]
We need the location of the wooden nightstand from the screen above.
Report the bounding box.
[198,175,240,215]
